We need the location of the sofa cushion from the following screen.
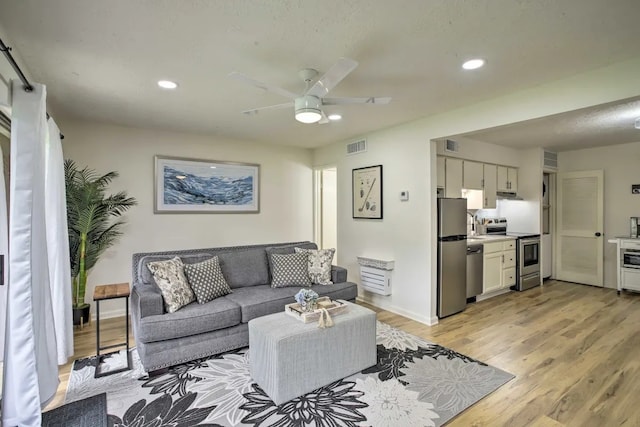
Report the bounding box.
[183,256,232,304]
[270,252,311,288]
[146,257,195,313]
[295,247,335,285]
[265,242,317,280]
[138,253,214,286]
[224,282,358,323]
[137,297,242,343]
[218,248,269,288]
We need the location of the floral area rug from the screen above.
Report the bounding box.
[66,321,513,427]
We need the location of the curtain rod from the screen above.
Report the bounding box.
[0,37,65,139]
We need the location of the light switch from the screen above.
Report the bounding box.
[400,190,409,201]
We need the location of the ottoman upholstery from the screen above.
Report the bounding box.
[248,301,376,405]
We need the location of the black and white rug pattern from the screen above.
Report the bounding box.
[66,321,514,427]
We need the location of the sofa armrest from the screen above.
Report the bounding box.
[331,266,348,283]
[131,284,164,318]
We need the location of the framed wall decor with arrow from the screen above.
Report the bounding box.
[352,165,383,219]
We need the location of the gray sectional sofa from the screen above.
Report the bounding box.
[131,241,357,372]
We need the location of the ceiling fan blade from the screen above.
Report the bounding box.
[229,72,298,100]
[305,58,358,98]
[323,97,392,105]
[241,102,293,115]
[318,110,330,124]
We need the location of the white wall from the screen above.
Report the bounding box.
[314,57,640,325]
[558,140,640,289]
[61,118,314,318]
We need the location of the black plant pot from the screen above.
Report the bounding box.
[73,305,91,326]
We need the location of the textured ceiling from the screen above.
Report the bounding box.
[453,96,640,152]
[1,0,640,148]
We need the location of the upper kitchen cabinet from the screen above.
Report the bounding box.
[483,164,497,209]
[463,161,483,190]
[437,156,445,188]
[445,158,463,198]
[497,166,518,192]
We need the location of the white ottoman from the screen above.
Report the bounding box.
[249,301,376,405]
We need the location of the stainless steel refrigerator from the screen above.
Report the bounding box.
[437,198,467,318]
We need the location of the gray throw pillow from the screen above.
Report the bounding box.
[183,256,232,304]
[270,252,312,288]
[146,257,195,313]
[295,247,336,285]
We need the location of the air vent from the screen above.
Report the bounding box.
[445,139,458,153]
[347,139,367,155]
[544,150,558,170]
[0,111,10,135]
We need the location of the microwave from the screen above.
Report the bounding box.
[623,250,640,269]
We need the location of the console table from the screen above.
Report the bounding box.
[93,282,132,378]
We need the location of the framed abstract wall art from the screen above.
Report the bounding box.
[352,164,383,219]
[154,156,260,213]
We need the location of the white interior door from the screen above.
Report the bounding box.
[556,170,603,286]
[314,166,337,260]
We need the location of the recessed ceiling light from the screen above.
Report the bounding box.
[158,80,178,89]
[328,114,342,121]
[210,166,217,169]
[462,59,485,70]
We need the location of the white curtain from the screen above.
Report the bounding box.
[0,143,8,365]
[45,118,74,365]
[2,81,59,426]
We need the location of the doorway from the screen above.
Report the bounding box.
[314,166,337,260]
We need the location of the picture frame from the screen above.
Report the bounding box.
[154,155,260,213]
[352,165,383,219]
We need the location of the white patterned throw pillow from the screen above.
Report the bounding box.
[270,252,312,288]
[295,247,335,285]
[183,256,232,304]
[146,257,195,313]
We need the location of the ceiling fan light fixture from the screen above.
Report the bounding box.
[295,96,322,124]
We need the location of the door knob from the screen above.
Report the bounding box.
[595,232,602,237]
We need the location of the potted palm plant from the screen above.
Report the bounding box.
[65,159,137,325]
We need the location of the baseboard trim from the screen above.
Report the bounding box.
[476,288,511,302]
[356,295,438,326]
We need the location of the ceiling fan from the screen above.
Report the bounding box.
[229,58,391,124]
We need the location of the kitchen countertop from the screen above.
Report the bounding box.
[466,235,517,245]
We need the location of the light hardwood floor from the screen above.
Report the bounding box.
[49,280,640,426]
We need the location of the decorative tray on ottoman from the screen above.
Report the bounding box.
[285,297,349,323]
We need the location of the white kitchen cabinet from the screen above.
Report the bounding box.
[445,158,462,198]
[483,164,497,209]
[497,166,518,192]
[437,157,445,188]
[503,267,516,287]
[483,252,503,293]
[483,240,517,293]
[463,161,483,190]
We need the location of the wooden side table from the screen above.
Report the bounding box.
[93,282,132,378]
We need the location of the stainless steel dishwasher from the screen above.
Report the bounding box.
[466,244,483,300]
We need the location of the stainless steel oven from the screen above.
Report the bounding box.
[623,250,640,269]
[517,236,541,291]
[520,237,540,276]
